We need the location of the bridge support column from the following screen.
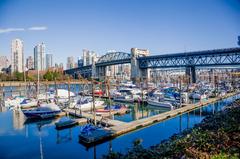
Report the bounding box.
[131,48,149,83]
[186,66,196,83]
[92,62,96,79]
[96,66,106,81]
[209,69,214,84]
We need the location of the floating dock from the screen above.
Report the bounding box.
[65,92,239,146]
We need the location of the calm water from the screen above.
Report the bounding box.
[0,87,239,159]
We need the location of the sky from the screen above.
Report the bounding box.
[0,0,240,68]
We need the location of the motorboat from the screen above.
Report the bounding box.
[147,92,176,109]
[55,89,76,105]
[114,88,142,102]
[4,96,25,108]
[37,92,55,100]
[71,96,104,111]
[119,81,137,88]
[22,103,62,119]
[110,89,121,97]
[189,91,207,100]
[55,116,78,129]
[20,98,38,109]
[79,124,112,144]
[150,89,180,103]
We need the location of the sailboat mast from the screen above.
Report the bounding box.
[37,64,40,98]
[92,79,96,125]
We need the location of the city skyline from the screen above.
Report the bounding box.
[0,0,240,66]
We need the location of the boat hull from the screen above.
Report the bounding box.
[55,120,78,129]
[22,110,61,119]
[147,100,174,109]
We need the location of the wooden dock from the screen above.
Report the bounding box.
[66,108,126,126]
[109,92,239,136]
[69,92,239,146]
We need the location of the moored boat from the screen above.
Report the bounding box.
[4,96,25,108]
[55,117,78,129]
[20,98,38,109]
[147,92,176,109]
[96,105,128,115]
[22,103,62,119]
[70,96,105,111]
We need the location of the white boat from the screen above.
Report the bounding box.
[55,89,76,105]
[20,98,38,109]
[110,89,121,97]
[22,103,62,119]
[4,96,25,108]
[114,95,134,103]
[56,89,75,98]
[147,92,175,109]
[70,97,104,111]
[189,91,207,100]
[37,92,55,100]
[114,88,142,102]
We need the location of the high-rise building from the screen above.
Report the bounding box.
[59,63,64,69]
[26,56,34,70]
[46,54,53,69]
[82,49,97,66]
[54,63,59,68]
[77,57,83,67]
[66,56,75,69]
[34,43,45,70]
[0,56,10,72]
[11,39,24,73]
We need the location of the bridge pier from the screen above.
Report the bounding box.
[96,66,106,80]
[186,66,196,84]
[131,48,149,83]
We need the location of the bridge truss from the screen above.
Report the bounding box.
[138,48,240,69]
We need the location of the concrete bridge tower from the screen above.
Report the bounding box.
[131,48,150,83]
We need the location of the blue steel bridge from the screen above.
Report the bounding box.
[64,47,240,83]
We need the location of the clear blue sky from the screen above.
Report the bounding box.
[0,0,240,67]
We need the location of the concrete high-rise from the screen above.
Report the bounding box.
[59,63,64,69]
[0,56,10,72]
[77,57,83,67]
[66,56,75,69]
[46,54,53,69]
[34,43,45,70]
[82,49,97,66]
[26,56,34,70]
[11,39,24,73]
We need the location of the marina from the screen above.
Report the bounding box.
[0,89,239,158]
[0,74,240,158]
[1,1,240,157]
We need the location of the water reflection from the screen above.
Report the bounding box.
[56,129,73,144]
[114,103,170,122]
[0,94,239,159]
[12,110,25,130]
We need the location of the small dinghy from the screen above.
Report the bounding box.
[55,116,78,129]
